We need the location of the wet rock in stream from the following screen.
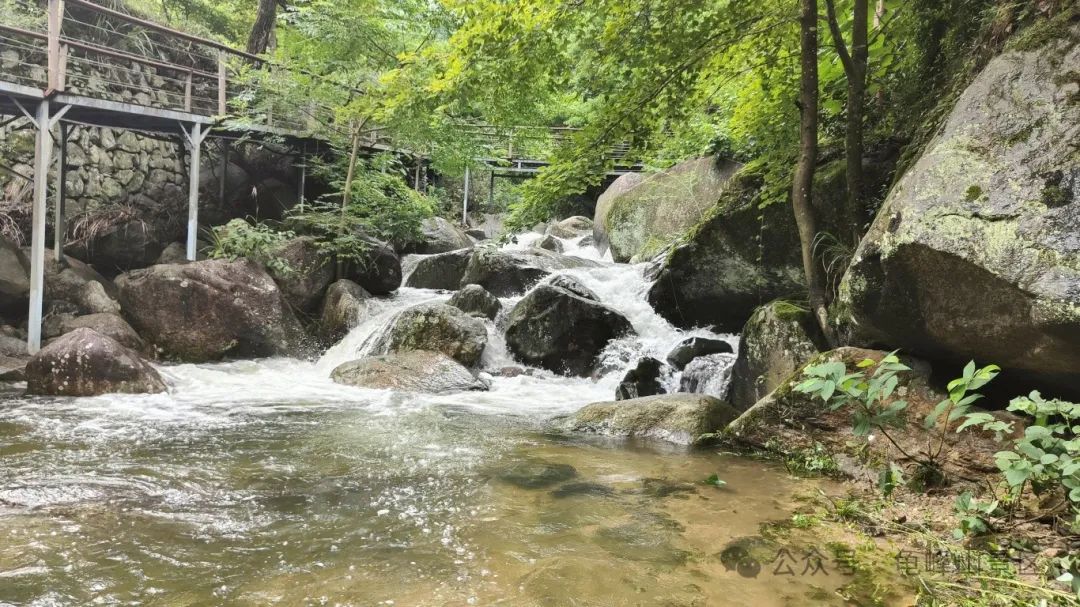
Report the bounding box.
[495,461,578,489]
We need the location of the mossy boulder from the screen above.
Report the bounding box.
[447,284,501,320]
[837,28,1080,397]
[728,300,825,410]
[645,151,897,332]
[567,394,740,447]
[593,156,742,263]
[368,302,487,367]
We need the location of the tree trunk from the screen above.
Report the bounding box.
[246,0,279,56]
[846,0,868,234]
[793,0,836,346]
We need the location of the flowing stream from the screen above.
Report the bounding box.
[0,233,858,606]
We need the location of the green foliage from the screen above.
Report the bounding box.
[290,154,435,263]
[952,491,999,539]
[970,392,1080,530]
[766,440,841,478]
[704,473,727,488]
[795,351,912,438]
[207,218,295,276]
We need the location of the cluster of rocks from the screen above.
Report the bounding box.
[330,216,643,395]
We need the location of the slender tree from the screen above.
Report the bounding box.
[824,0,869,233]
[793,0,836,345]
[246,0,280,55]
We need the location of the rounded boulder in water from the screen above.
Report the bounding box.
[665,337,733,370]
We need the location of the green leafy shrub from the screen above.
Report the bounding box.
[207,218,295,276]
[291,154,436,263]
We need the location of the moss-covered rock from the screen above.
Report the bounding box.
[644,145,899,332]
[593,156,741,263]
[566,393,739,447]
[368,302,487,368]
[728,300,825,411]
[837,27,1080,397]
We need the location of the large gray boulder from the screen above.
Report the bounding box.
[505,283,634,376]
[403,249,472,290]
[0,237,29,315]
[54,312,146,352]
[319,279,371,342]
[25,328,166,396]
[408,217,473,254]
[331,351,489,394]
[268,236,334,312]
[447,284,501,320]
[368,302,487,367]
[461,248,602,297]
[838,29,1080,396]
[729,300,823,410]
[646,154,897,332]
[594,157,741,262]
[343,235,401,295]
[43,254,121,316]
[115,258,308,361]
[566,394,739,446]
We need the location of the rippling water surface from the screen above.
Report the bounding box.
[0,235,852,606]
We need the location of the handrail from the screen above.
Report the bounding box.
[62,36,219,80]
[0,23,47,40]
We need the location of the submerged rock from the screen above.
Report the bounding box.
[319,279,371,342]
[838,31,1080,397]
[594,156,741,262]
[666,336,733,370]
[448,284,501,320]
[330,350,488,394]
[115,258,308,361]
[728,300,823,410]
[25,328,166,396]
[615,357,667,400]
[369,302,487,367]
[496,460,578,489]
[403,249,472,290]
[268,236,334,312]
[505,283,634,376]
[567,393,739,446]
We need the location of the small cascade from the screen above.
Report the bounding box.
[316,231,738,404]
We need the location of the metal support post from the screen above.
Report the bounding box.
[27,99,52,354]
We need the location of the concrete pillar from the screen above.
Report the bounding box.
[186,122,202,261]
[27,99,52,354]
